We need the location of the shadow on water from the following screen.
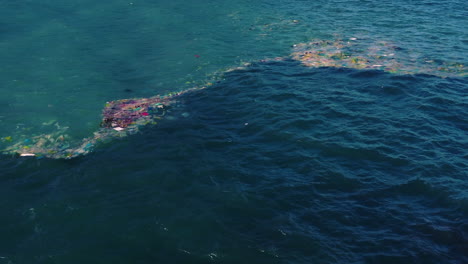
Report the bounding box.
[1,60,466,263]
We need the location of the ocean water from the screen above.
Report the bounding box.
[0,0,467,263]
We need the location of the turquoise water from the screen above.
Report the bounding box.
[1,0,467,263]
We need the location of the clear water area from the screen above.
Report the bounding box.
[0,0,467,263]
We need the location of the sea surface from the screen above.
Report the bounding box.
[0,0,467,263]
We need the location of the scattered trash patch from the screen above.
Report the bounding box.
[2,38,465,159]
[290,39,466,77]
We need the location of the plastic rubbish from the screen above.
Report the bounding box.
[2,86,205,159]
[3,39,465,160]
[290,39,466,77]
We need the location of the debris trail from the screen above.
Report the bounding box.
[2,38,465,159]
[2,88,201,159]
[291,39,466,77]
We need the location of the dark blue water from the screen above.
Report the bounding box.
[1,0,467,263]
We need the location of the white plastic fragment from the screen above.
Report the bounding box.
[20,153,36,157]
[113,127,125,131]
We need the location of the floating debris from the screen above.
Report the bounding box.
[101,96,171,129]
[2,39,465,159]
[2,87,203,159]
[20,153,35,157]
[291,39,466,77]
